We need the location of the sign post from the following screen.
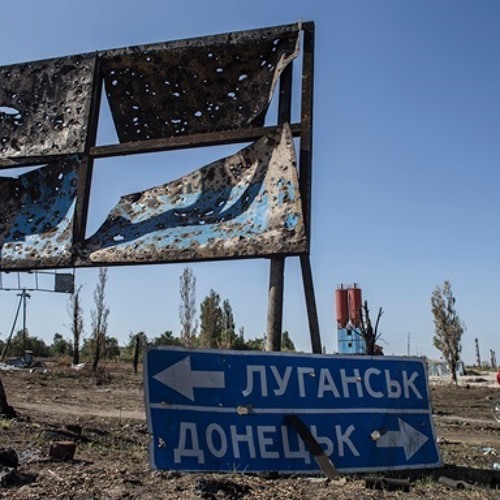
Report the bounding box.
[144,347,441,473]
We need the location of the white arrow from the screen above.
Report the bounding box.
[153,356,225,401]
[375,418,429,460]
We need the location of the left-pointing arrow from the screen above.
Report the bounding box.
[375,418,429,460]
[153,356,225,401]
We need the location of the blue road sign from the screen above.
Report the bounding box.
[144,347,442,473]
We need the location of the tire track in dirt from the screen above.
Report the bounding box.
[14,401,146,420]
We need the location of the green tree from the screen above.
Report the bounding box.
[245,336,265,351]
[81,337,93,360]
[231,326,247,350]
[152,331,183,346]
[281,331,296,352]
[6,330,50,358]
[103,336,120,359]
[199,290,222,348]
[81,336,120,361]
[51,333,72,357]
[220,299,237,348]
[179,267,197,347]
[431,280,465,384]
[123,331,149,359]
[91,268,110,372]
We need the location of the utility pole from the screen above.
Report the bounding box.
[1,271,74,360]
[20,290,31,352]
[474,338,481,368]
[1,295,22,361]
[407,332,410,356]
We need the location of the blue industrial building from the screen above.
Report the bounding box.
[337,327,366,354]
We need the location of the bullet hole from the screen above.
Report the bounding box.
[0,105,21,115]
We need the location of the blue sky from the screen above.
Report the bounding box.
[1,1,499,364]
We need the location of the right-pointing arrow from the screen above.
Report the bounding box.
[376,418,429,460]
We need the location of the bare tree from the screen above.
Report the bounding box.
[132,331,147,374]
[133,334,140,374]
[91,268,110,372]
[67,285,84,366]
[431,280,465,384]
[179,267,197,347]
[358,300,383,355]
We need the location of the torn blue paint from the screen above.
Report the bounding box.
[277,179,296,204]
[79,124,306,265]
[285,213,299,230]
[0,157,79,269]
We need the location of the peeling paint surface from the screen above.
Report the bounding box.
[101,26,299,142]
[79,125,305,264]
[0,55,96,166]
[0,157,79,269]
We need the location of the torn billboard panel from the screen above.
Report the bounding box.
[0,54,96,166]
[0,23,311,271]
[78,124,305,265]
[0,157,79,269]
[101,26,299,142]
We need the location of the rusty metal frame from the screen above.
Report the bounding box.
[0,22,321,352]
[85,22,311,271]
[73,55,102,246]
[298,24,322,353]
[267,22,321,353]
[266,56,293,352]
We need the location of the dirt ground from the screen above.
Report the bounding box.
[1,361,500,499]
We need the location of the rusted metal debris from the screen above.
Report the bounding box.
[78,124,306,265]
[365,477,411,492]
[0,55,96,167]
[438,476,473,490]
[0,157,79,269]
[0,448,18,468]
[49,441,77,461]
[0,448,18,486]
[0,466,14,486]
[285,414,338,479]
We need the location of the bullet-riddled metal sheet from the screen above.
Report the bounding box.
[100,26,299,142]
[0,157,79,269]
[0,54,96,166]
[79,124,305,265]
